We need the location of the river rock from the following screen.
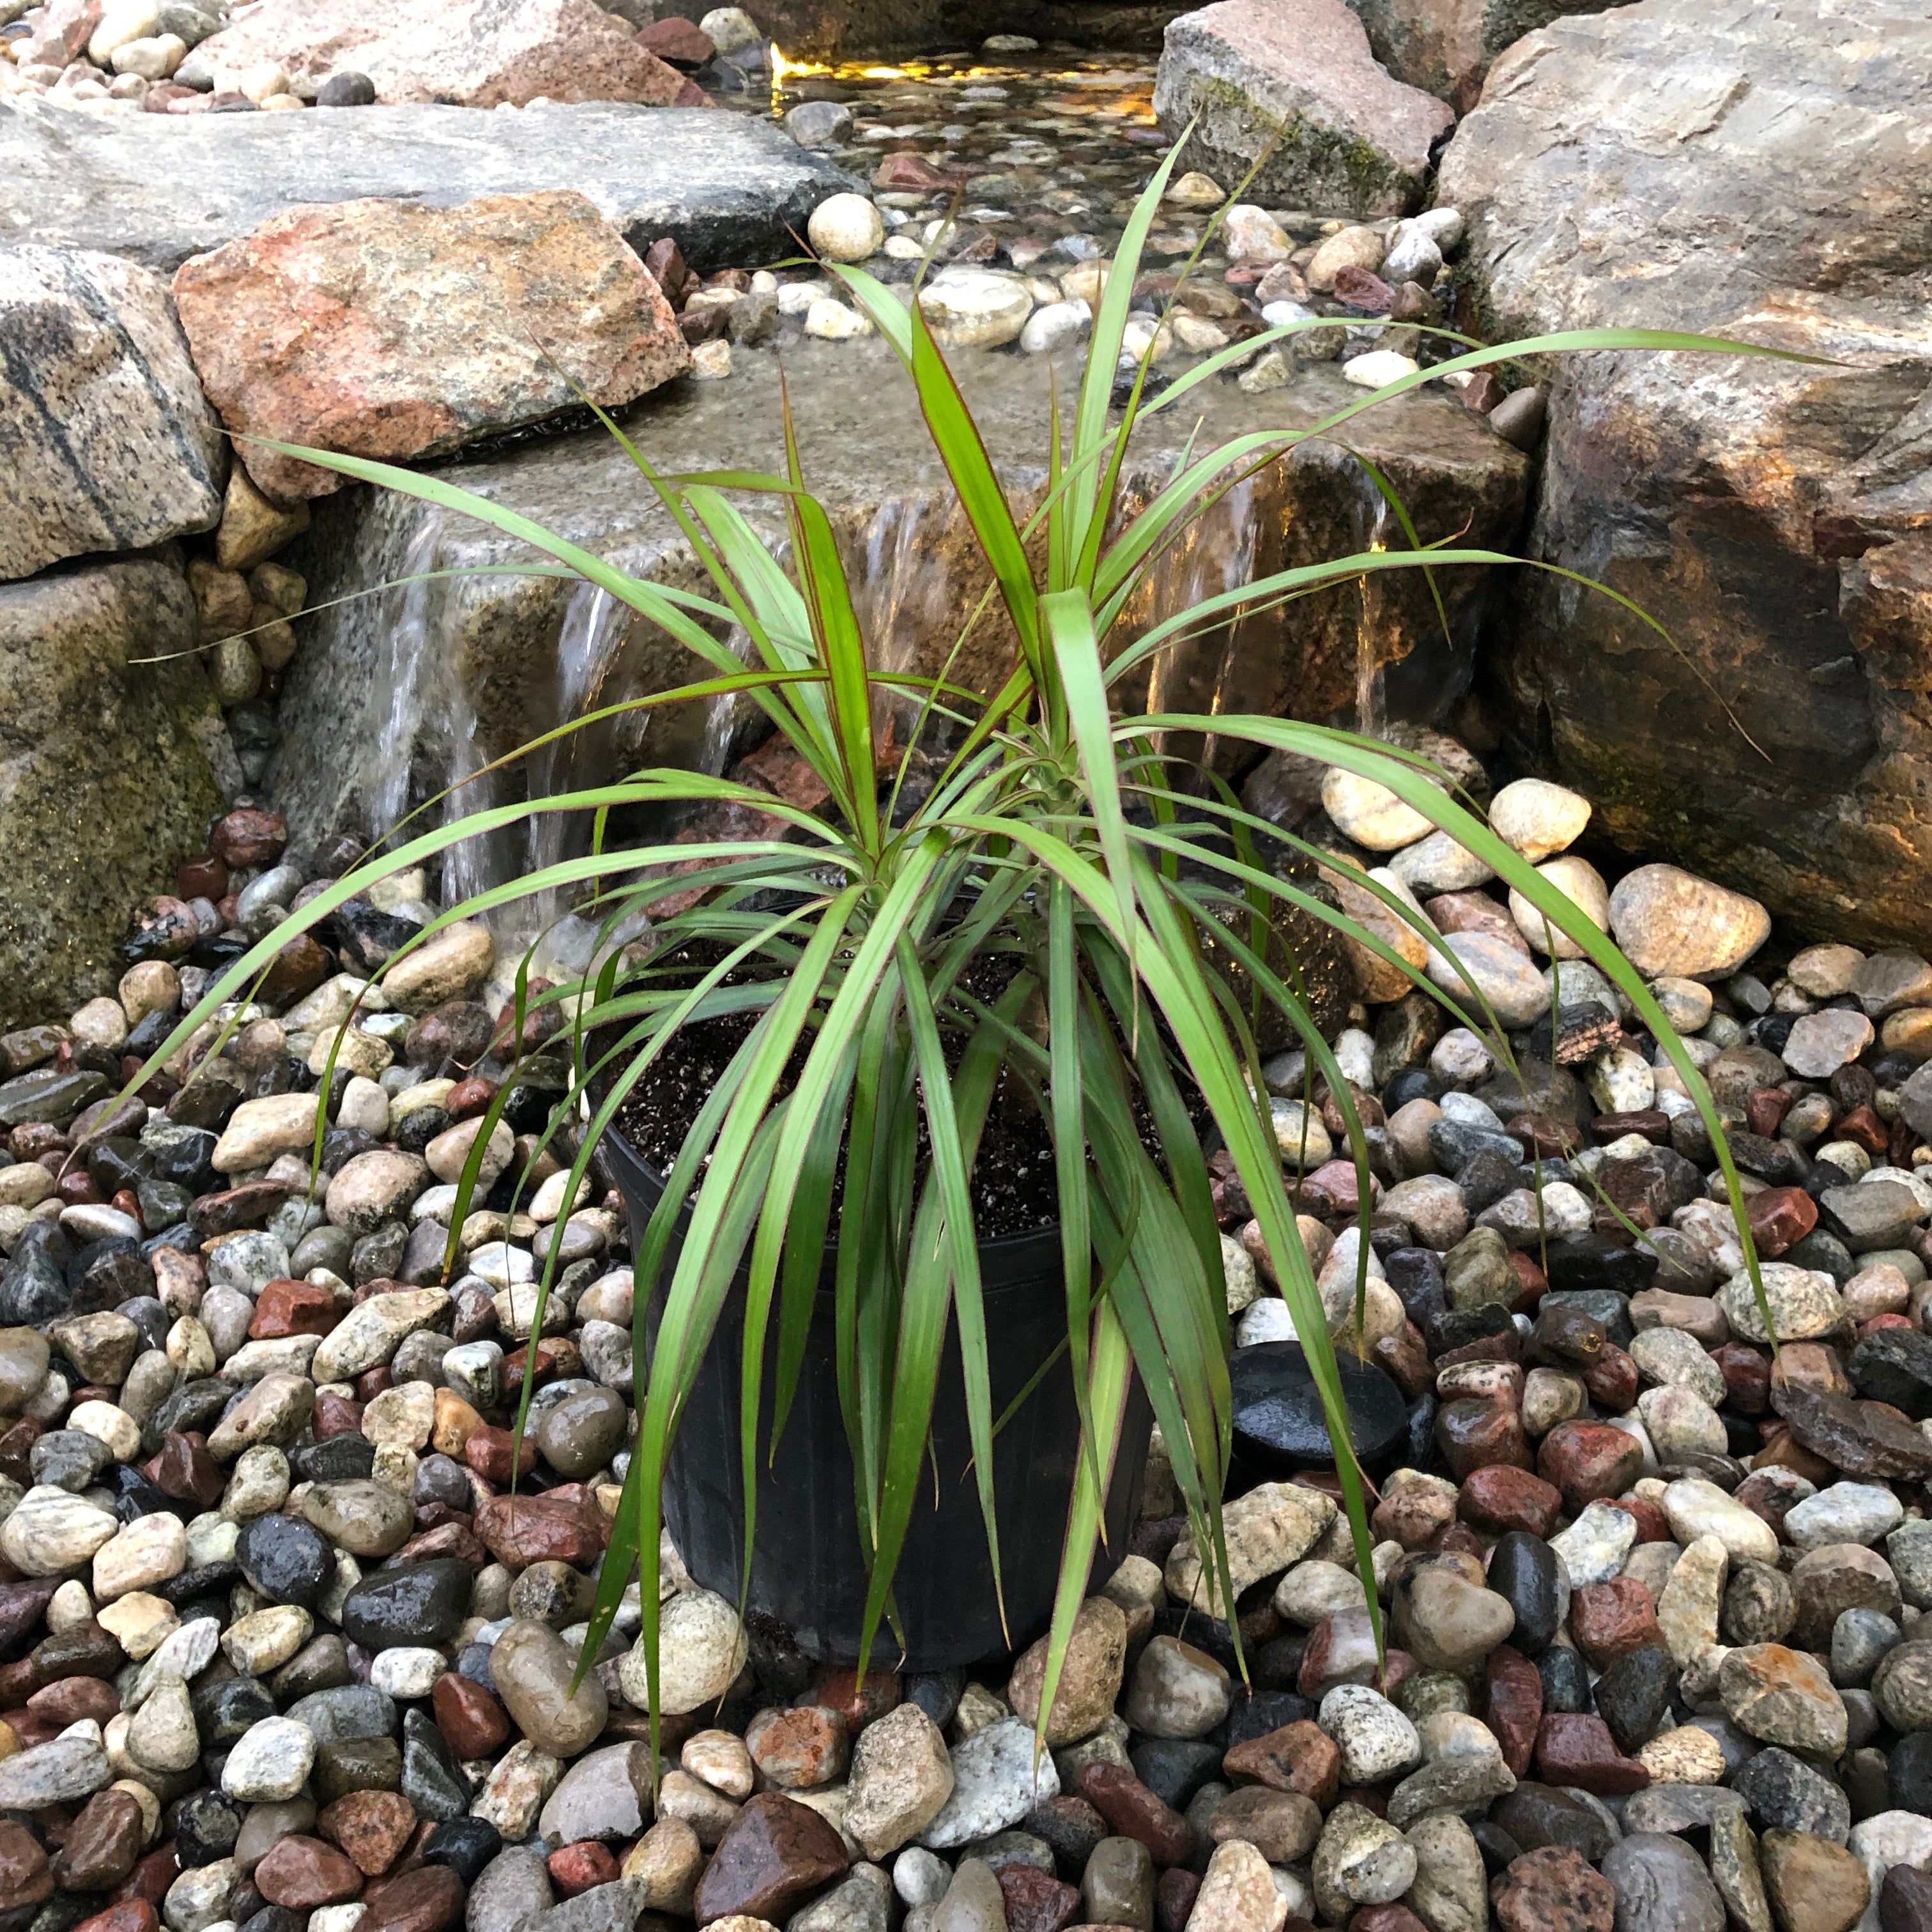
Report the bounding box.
[1758,1832,1869,1932]
[222,1714,318,1800]
[0,1729,112,1807]
[0,1486,121,1576]
[917,269,1034,350]
[692,1792,850,1923]
[1006,1597,1128,1746]
[1438,0,1932,951]
[186,0,686,106]
[845,1703,955,1859]
[1154,0,1453,216]
[1720,1644,1849,1755]
[618,1588,746,1715]
[311,1284,446,1379]
[918,1717,1059,1849]
[493,1619,609,1757]
[0,244,225,581]
[537,1741,652,1847]
[175,191,692,503]
[1600,1834,1726,1932]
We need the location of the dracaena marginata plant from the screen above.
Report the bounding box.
[131,141,1789,1755]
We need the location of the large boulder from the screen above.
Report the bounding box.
[0,98,861,277]
[172,190,693,504]
[185,0,688,106]
[1337,0,1614,112]
[1439,0,1932,949]
[272,339,1524,868]
[0,245,227,583]
[1154,0,1455,217]
[0,556,224,1025]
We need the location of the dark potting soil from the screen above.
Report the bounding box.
[607,949,1197,1240]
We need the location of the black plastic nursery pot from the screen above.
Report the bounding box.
[601,1120,1154,1670]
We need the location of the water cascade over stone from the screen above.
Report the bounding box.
[275,340,1528,934]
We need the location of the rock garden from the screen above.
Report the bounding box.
[1,15,1931,1932]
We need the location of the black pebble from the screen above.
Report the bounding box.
[422,1815,502,1883]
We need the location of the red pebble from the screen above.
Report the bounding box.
[1745,1185,1817,1258]
[75,1908,161,1932]
[811,1664,901,1733]
[1537,1420,1646,1511]
[547,1844,618,1897]
[1079,1761,1196,1866]
[1459,1466,1563,1538]
[211,807,288,868]
[1156,1867,1200,1932]
[1581,1346,1639,1412]
[443,1077,498,1121]
[1485,1644,1541,1777]
[464,1425,536,1485]
[1535,1712,1650,1795]
[1605,1496,1675,1544]
[1571,1577,1661,1669]
[1000,1862,1084,1932]
[112,1846,180,1908]
[251,1279,342,1338]
[431,1673,510,1759]
[313,1392,365,1438]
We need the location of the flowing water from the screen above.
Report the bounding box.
[326,54,1458,938]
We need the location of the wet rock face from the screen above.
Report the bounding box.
[0,555,224,1025]
[275,339,1524,861]
[1438,0,1932,951]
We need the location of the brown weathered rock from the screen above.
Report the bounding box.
[1439,0,1932,951]
[0,245,226,582]
[188,0,689,107]
[692,1792,850,1926]
[1771,1388,1932,1482]
[174,191,693,503]
[1759,1830,1869,1932]
[50,1788,143,1890]
[1153,0,1453,215]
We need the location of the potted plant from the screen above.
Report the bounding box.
[136,146,1780,1740]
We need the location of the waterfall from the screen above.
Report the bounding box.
[1355,494,1393,742]
[362,516,452,841]
[524,580,628,932]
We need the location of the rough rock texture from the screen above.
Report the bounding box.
[0,556,223,1023]
[273,339,1525,859]
[0,100,862,277]
[746,0,943,56]
[187,0,687,107]
[172,192,692,504]
[1438,0,1932,949]
[0,247,226,585]
[1339,0,1614,112]
[1153,0,1455,216]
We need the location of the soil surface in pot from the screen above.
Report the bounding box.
[608,948,1193,1239]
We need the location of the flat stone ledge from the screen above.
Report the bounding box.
[0,98,862,274]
